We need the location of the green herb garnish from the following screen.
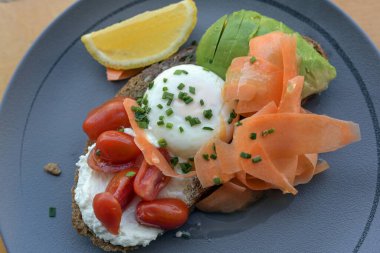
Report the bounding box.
[200,99,205,106]
[227,110,237,124]
[235,121,242,126]
[158,138,167,147]
[240,152,251,159]
[262,128,275,136]
[170,157,179,166]
[203,109,213,120]
[189,86,196,95]
[163,78,168,83]
[202,127,214,131]
[126,171,136,177]
[148,81,154,89]
[185,116,201,126]
[95,149,101,156]
[137,121,148,129]
[210,153,217,160]
[49,207,56,218]
[163,86,168,92]
[174,69,188,75]
[157,104,163,109]
[252,156,262,163]
[250,132,257,140]
[202,154,209,161]
[165,108,173,116]
[184,97,194,104]
[166,122,173,129]
[213,177,221,185]
[177,83,185,90]
[157,120,164,126]
[179,126,184,133]
[179,163,192,173]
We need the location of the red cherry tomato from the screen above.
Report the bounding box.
[93,192,122,235]
[136,198,189,230]
[87,148,142,173]
[134,160,170,201]
[106,168,138,209]
[83,97,130,140]
[96,131,141,164]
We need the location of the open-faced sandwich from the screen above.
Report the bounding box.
[72,1,361,252]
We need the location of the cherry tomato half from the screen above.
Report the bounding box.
[83,97,130,140]
[96,131,141,164]
[87,148,141,173]
[93,192,122,235]
[106,168,138,209]
[136,198,189,230]
[134,160,170,201]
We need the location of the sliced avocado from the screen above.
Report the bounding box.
[195,15,227,73]
[196,11,337,97]
[197,10,261,79]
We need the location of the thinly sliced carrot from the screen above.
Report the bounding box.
[214,139,240,176]
[294,153,318,185]
[281,34,298,96]
[249,31,284,69]
[239,142,297,194]
[224,57,282,102]
[106,68,143,81]
[236,172,274,190]
[235,113,361,157]
[278,76,304,113]
[196,181,263,213]
[315,159,330,175]
[123,98,195,178]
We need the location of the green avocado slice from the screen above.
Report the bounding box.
[195,15,227,73]
[196,10,337,98]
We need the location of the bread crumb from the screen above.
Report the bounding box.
[44,163,61,176]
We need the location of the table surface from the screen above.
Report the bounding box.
[0,0,379,252]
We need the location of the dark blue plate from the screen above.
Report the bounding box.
[0,0,379,252]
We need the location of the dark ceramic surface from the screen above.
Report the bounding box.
[0,0,379,252]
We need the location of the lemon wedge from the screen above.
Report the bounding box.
[81,0,197,70]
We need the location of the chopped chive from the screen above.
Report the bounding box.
[185,115,192,121]
[95,149,101,156]
[188,157,194,162]
[157,104,163,109]
[202,154,209,161]
[125,171,136,177]
[131,106,144,113]
[178,91,187,99]
[252,156,262,163]
[136,97,143,106]
[174,69,188,75]
[235,121,242,126]
[166,122,173,129]
[142,95,148,105]
[250,132,257,140]
[179,163,192,173]
[213,177,221,185]
[240,152,252,159]
[200,99,205,106]
[148,81,154,89]
[117,127,124,132]
[250,56,257,64]
[212,143,216,152]
[185,116,201,126]
[159,115,164,120]
[163,78,168,83]
[162,91,174,100]
[145,107,151,114]
[210,153,217,160]
[49,207,56,218]
[138,121,148,129]
[179,126,184,133]
[227,110,237,124]
[184,97,194,104]
[165,108,174,116]
[166,99,173,106]
[163,86,168,92]
[203,109,213,120]
[158,138,167,147]
[202,127,214,131]
[157,120,164,126]
[177,83,185,90]
[170,157,179,166]
[189,86,196,95]
[261,128,275,136]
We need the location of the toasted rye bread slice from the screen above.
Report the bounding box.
[72,37,328,252]
[72,46,207,252]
